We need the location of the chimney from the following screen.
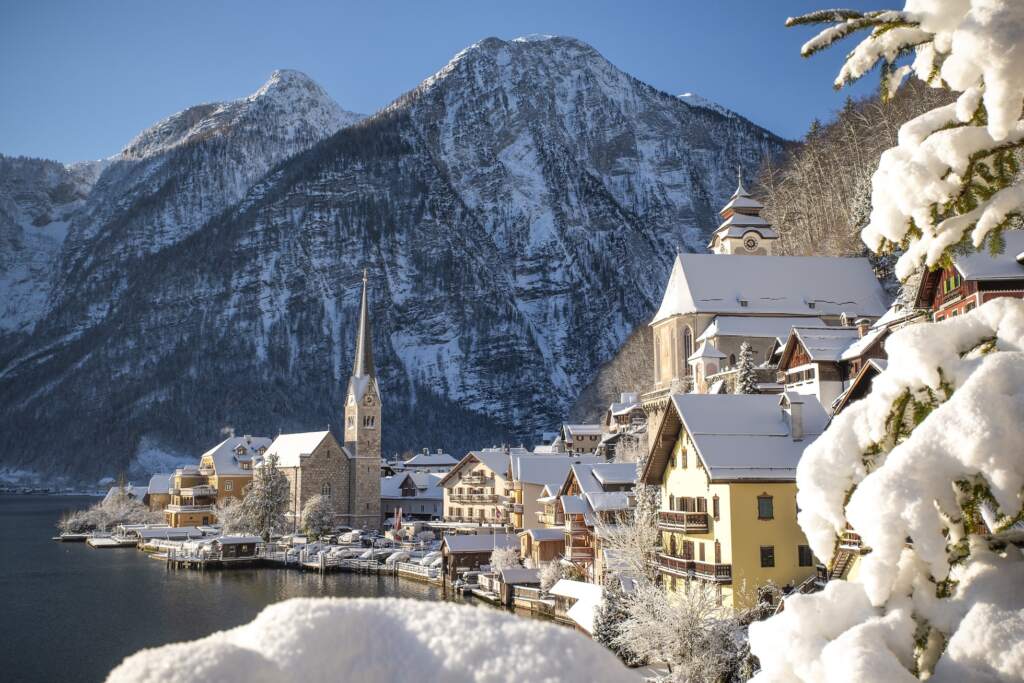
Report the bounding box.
[788,399,804,441]
[855,318,871,338]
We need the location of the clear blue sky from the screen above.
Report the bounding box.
[1,0,883,162]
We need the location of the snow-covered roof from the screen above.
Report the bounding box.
[262,431,331,468]
[520,528,566,542]
[585,491,631,512]
[715,211,771,229]
[652,254,890,323]
[953,231,1024,280]
[563,424,603,437]
[840,326,887,361]
[531,444,560,454]
[688,340,726,361]
[511,454,601,489]
[698,316,830,344]
[104,485,150,503]
[668,393,829,481]
[790,327,862,363]
[550,579,603,634]
[499,567,540,584]
[560,495,589,515]
[146,473,173,495]
[215,535,262,545]
[380,472,444,500]
[405,452,458,468]
[568,462,637,494]
[200,435,273,475]
[720,194,764,213]
[442,533,518,554]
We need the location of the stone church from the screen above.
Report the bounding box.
[260,270,383,530]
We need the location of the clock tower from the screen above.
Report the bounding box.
[707,169,778,256]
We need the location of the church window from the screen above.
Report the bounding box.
[322,483,332,498]
[363,416,376,428]
[346,417,354,428]
[682,327,693,374]
[729,354,736,366]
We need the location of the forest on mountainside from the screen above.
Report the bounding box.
[757,80,956,259]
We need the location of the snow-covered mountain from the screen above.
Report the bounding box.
[677,92,738,119]
[0,37,784,483]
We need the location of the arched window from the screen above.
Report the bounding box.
[321,483,332,498]
[729,353,736,367]
[683,327,693,375]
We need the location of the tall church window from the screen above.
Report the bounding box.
[363,416,376,428]
[321,483,332,498]
[683,327,693,375]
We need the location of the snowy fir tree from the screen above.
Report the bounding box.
[749,5,1024,679]
[240,453,290,541]
[592,580,638,665]
[735,342,758,394]
[215,498,246,535]
[300,495,334,540]
[539,561,564,593]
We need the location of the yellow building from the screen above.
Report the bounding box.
[641,392,826,609]
[438,448,524,525]
[507,452,600,530]
[165,435,271,527]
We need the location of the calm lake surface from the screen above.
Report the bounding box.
[0,496,456,682]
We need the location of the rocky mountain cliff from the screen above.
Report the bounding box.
[0,36,783,483]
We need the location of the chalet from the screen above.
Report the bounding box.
[914,232,1024,320]
[603,392,646,432]
[438,447,525,524]
[775,324,887,413]
[440,532,518,582]
[641,393,827,609]
[380,471,444,523]
[560,424,604,454]
[556,462,637,583]
[506,452,601,530]
[519,527,567,567]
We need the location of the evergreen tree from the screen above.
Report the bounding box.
[735,342,757,395]
[240,453,290,541]
[593,580,640,666]
[301,494,335,540]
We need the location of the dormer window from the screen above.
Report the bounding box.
[739,299,748,307]
[807,302,816,309]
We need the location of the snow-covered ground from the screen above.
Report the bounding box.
[106,597,639,683]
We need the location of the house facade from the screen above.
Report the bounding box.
[507,452,601,530]
[438,448,523,524]
[381,471,444,524]
[641,393,826,609]
[560,424,603,454]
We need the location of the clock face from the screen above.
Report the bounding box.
[364,395,373,405]
[743,236,758,251]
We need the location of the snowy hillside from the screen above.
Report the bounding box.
[0,37,783,483]
[678,92,737,119]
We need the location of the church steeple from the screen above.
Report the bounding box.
[353,269,375,378]
[707,166,777,255]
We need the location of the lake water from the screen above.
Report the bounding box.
[0,496,457,682]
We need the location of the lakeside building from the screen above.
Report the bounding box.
[559,424,604,454]
[914,230,1024,319]
[641,393,825,609]
[145,473,173,512]
[257,271,383,531]
[165,435,271,527]
[440,532,518,582]
[437,447,525,524]
[506,452,601,530]
[381,471,444,524]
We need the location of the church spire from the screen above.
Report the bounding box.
[353,269,374,378]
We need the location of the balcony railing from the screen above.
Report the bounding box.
[444,516,495,523]
[460,475,493,486]
[165,504,216,513]
[536,512,565,527]
[839,530,863,549]
[567,546,594,560]
[657,510,709,533]
[448,493,498,504]
[657,553,732,583]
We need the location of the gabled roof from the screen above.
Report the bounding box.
[510,454,601,489]
[200,435,273,475]
[563,424,603,437]
[688,340,726,362]
[519,528,566,542]
[652,254,891,323]
[642,394,828,483]
[697,316,829,344]
[437,448,521,487]
[261,431,331,468]
[563,462,637,496]
[441,533,518,553]
[782,327,862,365]
[380,472,444,500]
[833,358,889,415]
[499,567,541,584]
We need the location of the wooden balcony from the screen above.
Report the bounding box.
[536,512,565,527]
[165,504,215,513]
[567,546,594,561]
[657,510,709,533]
[448,493,498,504]
[839,530,863,549]
[657,553,732,583]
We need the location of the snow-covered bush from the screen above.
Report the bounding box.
[300,494,335,540]
[539,561,564,593]
[593,580,640,666]
[59,487,161,533]
[750,299,1024,680]
[241,453,290,540]
[488,546,520,571]
[788,2,1024,281]
[106,597,640,683]
[215,497,247,534]
[616,582,748,683]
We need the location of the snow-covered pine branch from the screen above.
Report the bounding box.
[790,1,1024,281]
[749,299,1024,681]
[735,342,758,394]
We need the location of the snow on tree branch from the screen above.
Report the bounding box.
[750,298,1024,681]
[789,1,1024,281]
